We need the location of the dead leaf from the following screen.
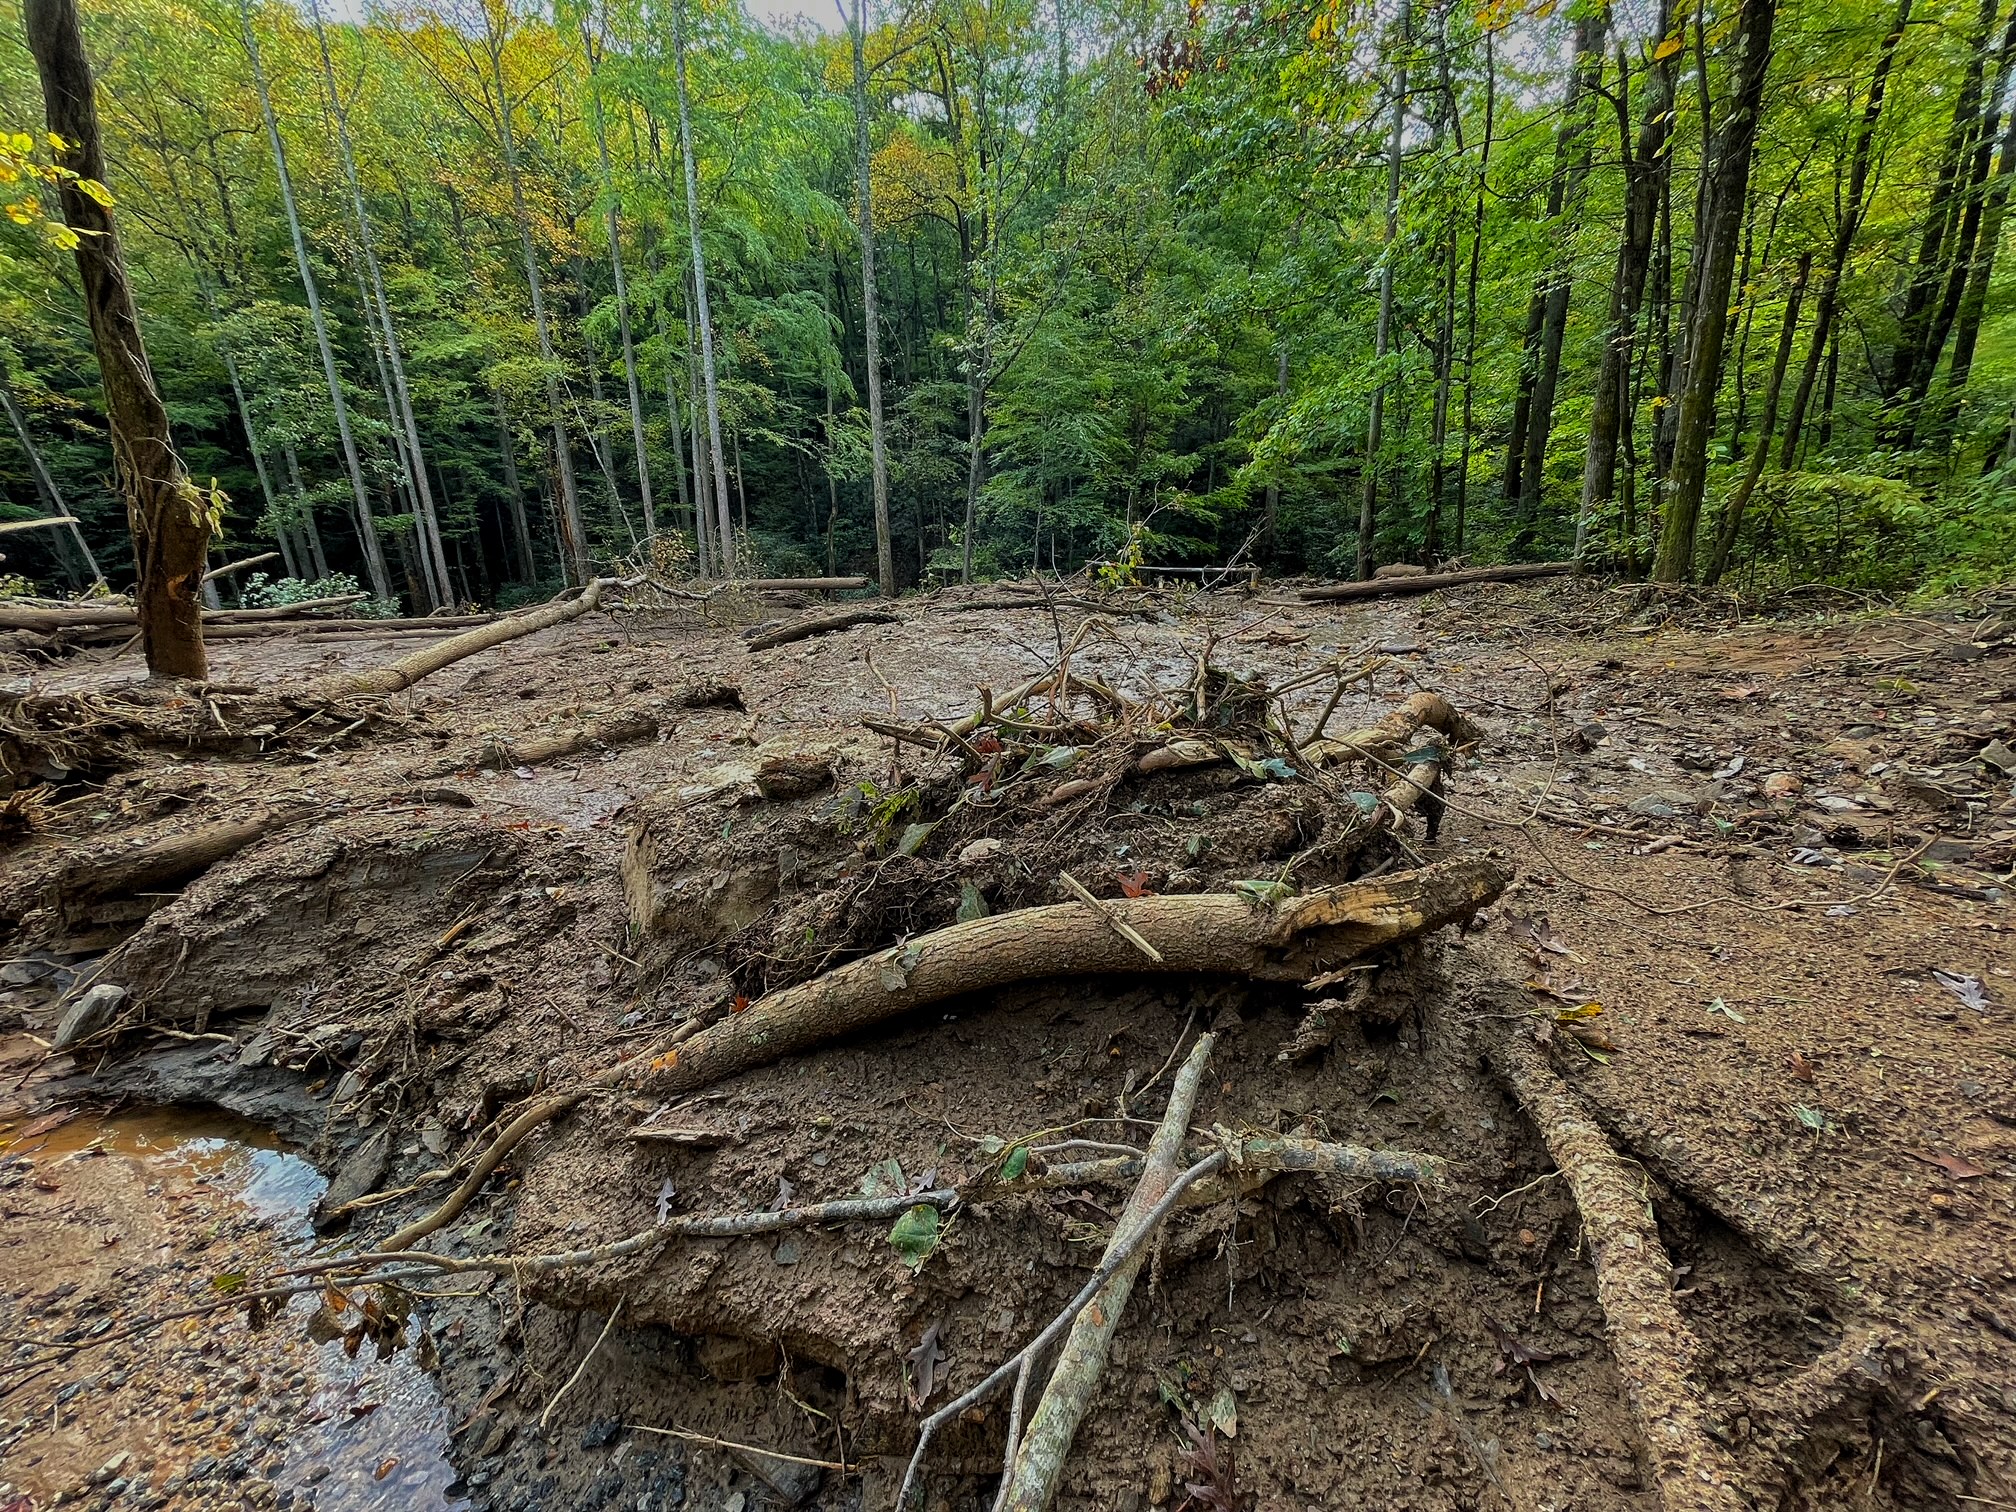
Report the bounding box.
[773,1177,796,1210]
[1485,1317,1558,1370]
[1787,1051,1816,1083]
[1908,1150,1989,1181]
[1117,869,1154,899]
[656,1177,677,1224]
[905,1322,947,1409]
[375,1456,400,1480]
[15,1109,76,1140]
[1932,970,1993,1014]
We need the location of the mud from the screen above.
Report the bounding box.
[1,578,2012,1512]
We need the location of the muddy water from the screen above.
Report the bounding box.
[0,1103,468,1511]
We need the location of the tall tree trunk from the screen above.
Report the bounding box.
[1357,4,1409,580]
[1652,0,1778,582]
[487,18,588,586]
[1511,7,1605,539]
[1778,0,1910,466]
[845,0,896,596]
[1938,102,2016,419]
[28,0,209,675]
[240,0,391,605]
[1263,344,1288,561]
[581,14,655,541]
[0,373,101,584]
[309,0,450,610]
[285,445,332,580]
[1456,24,1495,554]
[1705,251,1810,584]
[1580,8,1676,557]
[672,0,736,574]
[1880,0,2002,445]
[492,397,537,583]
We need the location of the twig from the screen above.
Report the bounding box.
[628,1424,849,1471]
[1058,872,1164,963]
[895,1147,1229,1511]
[539,1299,624,1433]
[993,1034,1220,1512]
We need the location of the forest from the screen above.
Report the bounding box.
[0,0,2013,612]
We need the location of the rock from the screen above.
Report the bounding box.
[52,984,129,1052]
[1567,722,1608,753]
[579,1419,623,1450]
[732,1445,823,1506]
[956,837,1003,869]
[1762,772,1802,800]
[90,1452,132,1485]
[1627,794,1692,820]
[694,1333,779,1383]
[312,1128,390,1231]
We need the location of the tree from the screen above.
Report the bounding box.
[24,0,213,676]
[843,0,895,596]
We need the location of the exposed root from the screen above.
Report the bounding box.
[1481,1020,1752,1512]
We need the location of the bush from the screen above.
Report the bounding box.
[238,572,400,618]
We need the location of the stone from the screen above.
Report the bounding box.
[53,985,129,1052]
[732,1445,823,1506]
[1761,772,1802,800]
[1626,793,1692,820]
[90,1453,132,1486]
[580,1420,624,1450]
[956,837,1003,869]
[312,1128,390,1231]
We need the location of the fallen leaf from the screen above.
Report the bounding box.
[15,1109,76,1140]
[905,1322,947,1408]
[861,1158,907,1198]
[1932,970,1992,1014]
[773,1177,796,1210]
[655,1177,677,1225]
[1117,869,1153,899]
[1908,1150,1989,1181]
[1208,1383,1239,1439]
[887,1204,941,1270]
[1707,997,1747,1024]
[375,1456,400,1480]
[1787,1051,1816,1083]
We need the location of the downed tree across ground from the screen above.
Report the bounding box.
[1297,561,1575,601]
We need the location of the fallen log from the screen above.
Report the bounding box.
[640,855,1506,1096]
[405,710,661,779]
[1297,561,1574,602]
[0,594,368,632]
[1482,1022,1749,1512]
[736,576,868,592]
[998,1035,1218,1512]
[743,607,901,651]
[308,579,609,699]
[41,804,310,930]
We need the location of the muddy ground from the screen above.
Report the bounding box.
[1,576,2012,1512]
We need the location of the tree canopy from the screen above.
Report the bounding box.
[2,0,2012,604]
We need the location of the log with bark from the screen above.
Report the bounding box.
[639,855,1506,1096]
[201,553,280,584]
[1297,561,1574,602]
[737,576,868,592]
[0,594,367,632]
[405,711,661,780]
[743,607,901,651]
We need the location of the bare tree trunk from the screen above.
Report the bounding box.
[845,0,896,597]
[309,0,450,610]
[486,17,588,586]
[682,276,717,572]
[1938,103,2016,418]
[27,0,210,676]
[1779,0,1910,466]
[240,0,391,606]
[492,398,537,583]
[1580,10,1676,557]
[1456,26,1495,554]
[671,0,736,574]
[581,14,656,542]
[284,446,332,580]
[1652,0,1778,582]
[1704,251,1810,584]
[0,373,100,584]
[1357,4,1409,580]
[1513,8,1605,543]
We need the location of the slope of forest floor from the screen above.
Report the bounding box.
[1,576,2012,1512]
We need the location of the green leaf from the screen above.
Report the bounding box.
[1208,1383,1239,1438]
[1000,1146,1029,1180]
[956,881,991,923]
[861,1157,907,1197]
[210,1272,248,1294]
[896,821,936,856]
[888,1204,941,1269]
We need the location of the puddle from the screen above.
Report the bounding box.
[1,1104,469,1511]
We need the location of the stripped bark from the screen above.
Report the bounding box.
[996,1034,1218,1512]
[308,579,608,699]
